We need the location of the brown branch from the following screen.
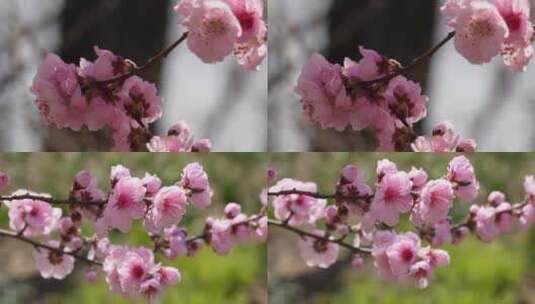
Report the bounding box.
[451,199,530,232]
[361,31,456,86]
[268,218,371,254]
[362,25,535,86]
[267,189,372,201]
[0,194,106,206]
[97,32,189,86]
[155,209,267,253]
[0,228,102,266]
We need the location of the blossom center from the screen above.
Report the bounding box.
[204,18,226,37]
[504,13,522,31]
[116,193,132,209]
[48,251,64,265]
[401,247,414,262]
[28,206,39,217]
[430,191,442,205]
[384,187,399,202]
[131,264,145,279]
[237,12,255,31]
[469,19,495,39]
[313,239,329,253]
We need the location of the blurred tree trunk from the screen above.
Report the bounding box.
[43,0,169,151]
[311,0,438,151]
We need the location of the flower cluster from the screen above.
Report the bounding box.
[411,121,476,152]
[30,1,269,151]
[442,0,534,70]
[103,246,180,301]
[0,164,266,302]
[295,49,477,152]
[6,191,62,237]
[267,156,535,289]
[147,121,212,152]
[372,231,450,288]
[295,0,535,151]
[175,0,267,69]
[31,49,211,152]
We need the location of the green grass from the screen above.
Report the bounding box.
[0,153,267,304]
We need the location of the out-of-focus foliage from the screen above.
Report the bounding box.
[0,153,267,304]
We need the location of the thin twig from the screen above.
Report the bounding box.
[267,189,372,201]
[0,228,102,266]
[0,194,106,206]
[97,32,189,86]
[361,31,456,86]
[363,25,535,86]
[155,210,267,253]
[451,199,530,232]
[268,218,371,254]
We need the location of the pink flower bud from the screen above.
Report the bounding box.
[224,202,241,219]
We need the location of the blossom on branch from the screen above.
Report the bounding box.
[267,155,534,289]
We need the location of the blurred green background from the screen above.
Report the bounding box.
[268,153,535,304]
[0,153,267,304]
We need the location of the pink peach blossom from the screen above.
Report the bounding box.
[418,179,455,224]
[336,165,373,214]
[224,202,242,219]
[157,266,181,287]
[493,0,532,43]
[296,54,358,131]
[447,155,480,201]
[493,0,534,70]
[270,178,326,226]
[146,186,188,232]
[441,0,473,26]
[186,1,242,63]
[31,54,86,130]
[371,231,400,280]
[85,269,98,282]
[451,1,509,64]
[298,230,339,268]
[119,76,162,127]
[432,219,453,247]
[234,32,267,70]
[163,226,189,259]
[225,0,265,43]
[206,217,234,255]
[103,177,147,232]
[191,138,213,152]
[409,260,432,289]
[385,232,421,276]
[117,248,157,297]
[377,159,398,180]
[383,76,428,124]
[411,121,477,152]
[370,171,413,226]
[472,205,507,241]
[519,203,535,228]
[6,197,62,237]
[457,138,478,152]
[524,175,535,202]
[33,241,75,280]
[180,162,213,209]
[488,191,506,205]
[408,167,428,191]
[142,173,162,197]
[342,46,386,82]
